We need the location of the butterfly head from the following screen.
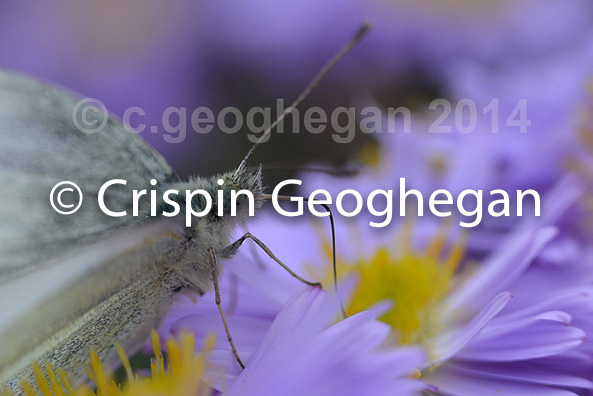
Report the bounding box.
[217,164,265,218]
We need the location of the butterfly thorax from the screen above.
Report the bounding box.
[151,166,265,294]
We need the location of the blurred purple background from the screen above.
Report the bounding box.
[1,0,592,187]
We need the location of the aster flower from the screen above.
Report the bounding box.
[297,35,593,199]
[166,171,593,394]
[422,184,593,393]
[298,57,593,253]
[160,279,427,395]
[226,285,427,396]
[300,29,593,207]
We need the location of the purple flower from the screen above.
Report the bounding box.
[161,279,427,395]
[425,188,593,392]
[226,285,427,396]
[162,174,593,394]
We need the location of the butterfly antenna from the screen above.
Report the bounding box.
[236,23,371,173]
[265,194,346,318]
[319,202,347,318]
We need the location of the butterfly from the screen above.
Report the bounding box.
[0,24,369,393]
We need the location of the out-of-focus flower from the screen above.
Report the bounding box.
[301,30,593,200]
[299,55,593,251]
[9,331,214,396]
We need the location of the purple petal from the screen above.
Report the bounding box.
[433,292,513,364]
[171,313,270,353]
[442,361,593,389]
[443,227,557,316]
[456,320,585,362]
[429,363,581,396]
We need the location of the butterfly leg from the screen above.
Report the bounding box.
[222,232,322,287]
[208,248,245,369]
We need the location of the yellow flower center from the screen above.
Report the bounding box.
[315,224,464,345]
[7,331,215,396]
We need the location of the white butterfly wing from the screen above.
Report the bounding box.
[0,68,177,275]
[0,217,187,390]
